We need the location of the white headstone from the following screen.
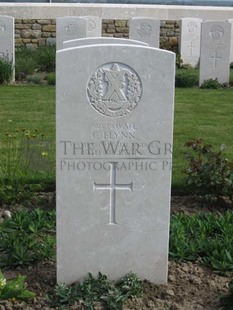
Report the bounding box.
[129,17,160,47]
[56,42,175,285]
[179,18,202,68]
[0,15,14,80]
[56,16,102,50]
[83,16,102,38]
[228,19,233,64]
[63,37,148,49]
[199,20,231,86]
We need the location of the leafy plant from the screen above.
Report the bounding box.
[0,124,52,204]
[34,45,56,72]
[45,72,56,85]
[0,208,55,267]
[169,211,233,273]
[183,138,233,201]
[47,272,142,309]
[15,47,37,80]
[0,57,13,84]
[175,69,199,88]
[200,78,222,89]
[0,270,35,300]
[27,74,42,84]
[220,279,233,309]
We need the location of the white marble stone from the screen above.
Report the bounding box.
[199,20,231,85]
[0,15,14,80]
[179,18,202,68]
[56,16,87,50]
[129,17,160,47]
[56,16,102,50]
[228,19,233,64]
[83,16,102,37]
[56,42,175,285]
[63,37,148,49]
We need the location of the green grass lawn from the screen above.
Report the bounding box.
[0,85,233,190]
[173,87,233,187]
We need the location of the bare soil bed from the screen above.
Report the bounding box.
[0,195,231,310]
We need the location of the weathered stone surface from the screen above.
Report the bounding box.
[15,24,31,30]
[115,20,127,27]
[32,23,42,30]
[42,25,56,32]
[23,19,36,24]
[21,29,41,39]
[37,19,51,25]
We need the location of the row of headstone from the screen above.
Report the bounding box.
[0,15,15,81]
[180,18,232,85]
[56,35,175,284]
[56,16,102,50]
[2,13,232,86]
[56,16,161,50]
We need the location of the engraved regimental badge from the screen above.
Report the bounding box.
[87,62,142,117]
[209,25,224,41]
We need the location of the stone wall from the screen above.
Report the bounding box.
[15,19,180,52]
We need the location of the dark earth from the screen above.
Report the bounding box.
[0,195,231,310]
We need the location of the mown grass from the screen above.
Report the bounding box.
[173,87,233,188]
[0,85,233,191]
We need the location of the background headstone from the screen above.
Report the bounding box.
[179,18,202,68]
[56,41,175,285]
[83,16,102,37]
[56,16,87,50]
[228,19,233,64]
[129,17,160,47]
[63,37,148,48]
[0,15,14,80]
[199,20,231,86]
[56,16,102,50]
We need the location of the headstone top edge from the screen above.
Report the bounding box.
[0,15,14,20]
[63,37,149,46]
[57,44,176,57]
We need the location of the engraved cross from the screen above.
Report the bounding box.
[103,66,126,101]
[188,41,195,56]
[210,51,221,68]
[93,162,133,225]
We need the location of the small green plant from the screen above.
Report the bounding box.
[47,272,142,309]
[183,138,233,201]
[170,211,233,273]
[200,78,222,89]
[45,72,56,85]
[220,279,233,309]
[0,270,35,300]
[0,57,13,84]
[0,125,52,204]
[15,47,37,80]
[34,45,56,72]
[0,208,55,267]
[175,69,199,88]
[26,74,42,84]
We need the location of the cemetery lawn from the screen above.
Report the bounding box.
[0,85,233,309]
[1,85,233,191]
